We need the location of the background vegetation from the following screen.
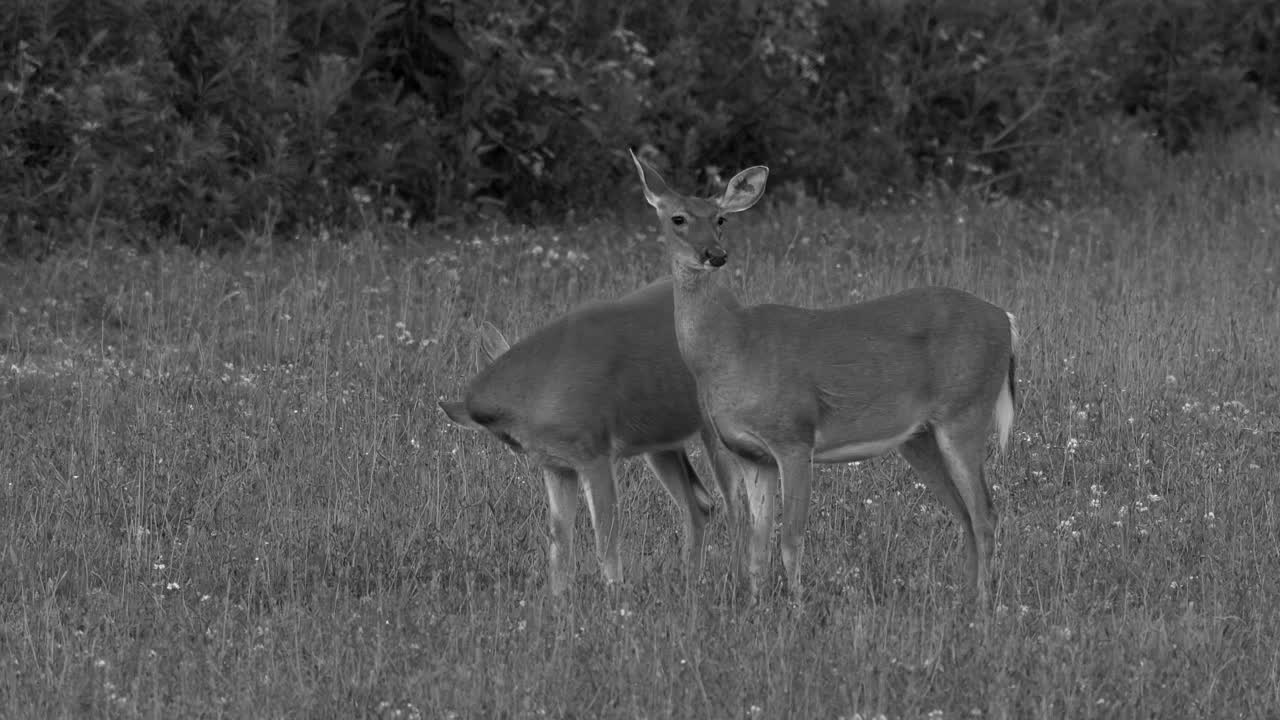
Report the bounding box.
[2,0,1278,250]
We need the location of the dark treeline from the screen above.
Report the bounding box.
[1,0,1275,251]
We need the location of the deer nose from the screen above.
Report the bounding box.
[703,246,728,267]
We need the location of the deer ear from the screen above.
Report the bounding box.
[439,401,484,430]
[629,147,670,209]
[478,321,510,363]
[718,166,769,213]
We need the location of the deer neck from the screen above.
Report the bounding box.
[670,262,744,376]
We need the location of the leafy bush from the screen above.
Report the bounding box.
[1,0,1276,252]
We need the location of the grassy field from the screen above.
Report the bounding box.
[3,145,1279,718]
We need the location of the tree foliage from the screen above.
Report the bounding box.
[1,0,1275,250]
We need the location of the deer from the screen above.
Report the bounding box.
[628,149,1018,610]
[439,278,741,596]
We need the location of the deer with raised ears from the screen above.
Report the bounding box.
[439,278,741,596]
[628,149,1018,610]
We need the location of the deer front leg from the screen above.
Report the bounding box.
[742,459,779,600]
[542,466,580,596]
[579,457,623,587]
[776,448,814,599]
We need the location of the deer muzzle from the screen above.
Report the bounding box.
[703,246,728,267]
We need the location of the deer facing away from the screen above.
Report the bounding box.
[439,278,739,596]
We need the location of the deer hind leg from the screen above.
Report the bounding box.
[899,431,975,594]
[933,419,998,612]
[542,466,580,596]
[645,449,713,580]
[578,457,623,587]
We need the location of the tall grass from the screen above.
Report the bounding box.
[2,144,1278,718]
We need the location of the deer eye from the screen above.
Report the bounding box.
[671,215,686,226]
[716,216,727,226]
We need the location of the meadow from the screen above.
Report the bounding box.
[2,140,1279,719]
